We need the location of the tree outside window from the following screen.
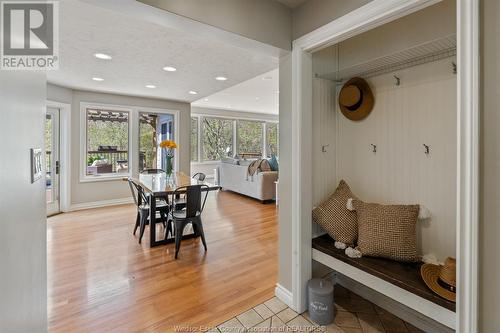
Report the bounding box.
[266,123,279,157]
[237,120,263,156]
[202,117,233,161]
[191,117,198,162]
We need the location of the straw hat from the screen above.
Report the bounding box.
[421,257,456,302]
[338,77,374,121]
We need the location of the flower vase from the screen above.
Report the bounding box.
[165,155,173,178]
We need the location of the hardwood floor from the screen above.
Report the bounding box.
[47,190,278,333]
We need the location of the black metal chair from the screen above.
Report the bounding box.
[141,169,166,174]
[173,173,207,210]
[170,184,209,259]
[192,172,206,181]
[127,178,172,244]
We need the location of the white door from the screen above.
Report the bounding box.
[46,107,60,216]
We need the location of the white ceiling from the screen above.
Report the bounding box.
[47,0,278,103]
[192,69,279,115]
[276,0,309,8]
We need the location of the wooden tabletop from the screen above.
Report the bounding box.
[128,172,220,195]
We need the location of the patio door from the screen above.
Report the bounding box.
[46,107,60,216]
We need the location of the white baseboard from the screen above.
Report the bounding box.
[275,283,293,309]
[70,197,133,211]
[334,273,454,333]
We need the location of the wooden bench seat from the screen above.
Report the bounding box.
[312,234,456,329]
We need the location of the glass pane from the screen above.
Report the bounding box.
[86,109,129,176]
[139,113,175,171]
[266,123,279,157]
[191,117,198,162]
[237,120,263,157]
[45,114,53,203]
[202,117,233,161]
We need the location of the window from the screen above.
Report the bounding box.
[266,123,279,157]
[85,108,129,177]
[237,120,263,156]
[191,117,198,162]
[202,117,233,161]
[139,112,175,171]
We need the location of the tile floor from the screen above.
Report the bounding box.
[208,286,425,333]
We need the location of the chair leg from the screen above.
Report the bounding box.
[133,211,140,235]
[138,211,148,244]
[165,219,173,239]
[193,217,207,252]
[159,211,167,228]
[174,220,188,259]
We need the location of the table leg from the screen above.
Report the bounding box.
[149,193,156,247]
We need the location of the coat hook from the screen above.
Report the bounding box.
[371,144,377,153]
[452,62,457,74]
[322,144,330,153]
[394,75,400,86]
[423,144,430,155]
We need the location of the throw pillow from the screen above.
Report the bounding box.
[268,155,279,171]
[312,180,358,245]
[353,199,420,262]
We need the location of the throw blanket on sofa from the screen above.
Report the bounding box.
[247,159,271,177]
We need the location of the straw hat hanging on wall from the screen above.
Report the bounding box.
[338,77,374,121]
[421,257,456,302]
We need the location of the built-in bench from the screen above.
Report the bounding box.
[312,234,456,329]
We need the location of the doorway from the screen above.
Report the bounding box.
[46,107,60,216]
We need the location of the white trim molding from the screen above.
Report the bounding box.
[70,197,133,212]
[275,283,293,309]
[46,100,72,213]
[456,0,480,332]
[290,0,479,331]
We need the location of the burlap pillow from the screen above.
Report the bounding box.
[312,180,358,245]
[353,199,420,262]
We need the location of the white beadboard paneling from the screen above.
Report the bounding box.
[312,78,337,237]
[313,57,456,261]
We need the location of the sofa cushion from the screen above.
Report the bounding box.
[312,180,358,245]
[268,155,279,171]
[353,199,420,262]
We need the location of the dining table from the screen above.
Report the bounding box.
[129,172,220,247]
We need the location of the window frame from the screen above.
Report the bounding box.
[190,113,278,165]
[80,102,179,183]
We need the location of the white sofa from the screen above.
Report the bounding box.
[219,162,278,202]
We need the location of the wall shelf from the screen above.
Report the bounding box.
[318,34,456,83]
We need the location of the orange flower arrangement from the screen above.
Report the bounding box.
[159,140,178,150]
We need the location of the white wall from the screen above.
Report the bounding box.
[138,0,292,51]
[47,83,191,207]
[480,0,500,330]
[0,72,47,332]
[332,59,457,261]
[292,0,373,39]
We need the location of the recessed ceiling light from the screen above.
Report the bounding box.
[215,76,227,81]
[94,53,112,60]
[92,77,104,82]
[163,66,177,72]
[189,91,198,95]
[204,98,209,102]
[255,97,260,100]
[145,84,156,89]
[263,76,273,80]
